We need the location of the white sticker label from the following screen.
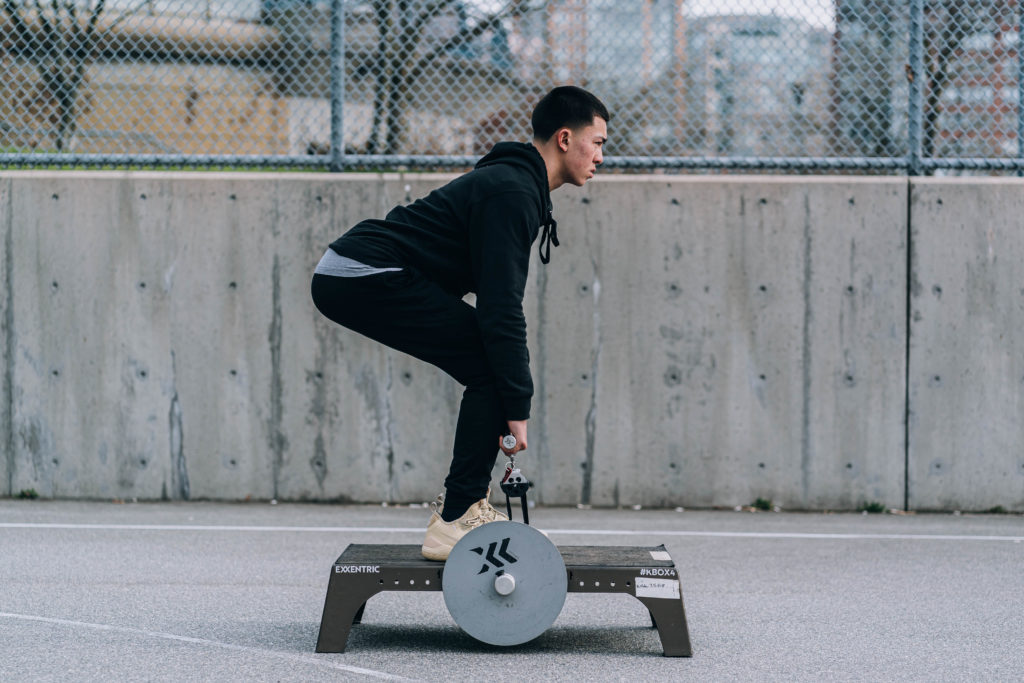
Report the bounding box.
[635,577,680,600]
[649,550,672,561]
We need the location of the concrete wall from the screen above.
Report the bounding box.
[0,172,1018,511]
[533,177,907,510]
[908,180,1024,511]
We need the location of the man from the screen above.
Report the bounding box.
[311,85,609,560]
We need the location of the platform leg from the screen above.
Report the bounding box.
[352,603,366,625]
[636,596,692,657]
[315,572,380,653]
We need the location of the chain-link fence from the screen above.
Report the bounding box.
[1,0,1022,172]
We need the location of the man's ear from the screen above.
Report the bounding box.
[556,127,571,152]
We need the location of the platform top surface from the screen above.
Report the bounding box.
[335,543,675,568]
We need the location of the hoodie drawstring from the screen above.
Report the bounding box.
[539,213,559,265]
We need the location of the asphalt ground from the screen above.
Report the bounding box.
[1,500,1022,682]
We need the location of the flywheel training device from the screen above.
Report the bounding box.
[442,520,566,646]
[315,435,692,656]
[441,439,566,646]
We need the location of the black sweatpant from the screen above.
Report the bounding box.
[311,269,506,510]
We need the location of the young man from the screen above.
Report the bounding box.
[311,86,609,560]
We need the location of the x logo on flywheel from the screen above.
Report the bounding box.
[470,537,518,574]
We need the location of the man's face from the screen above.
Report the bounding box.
[560,116,607,187]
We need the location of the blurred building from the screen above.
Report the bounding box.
[833,0,1022,161]
[505,0,686,156]
[0,8,291,155]
[541,0,680,87]
[686,14,832,157]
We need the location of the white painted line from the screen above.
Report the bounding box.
[0,612,417,681]
[0,523,426,533]
[554,529,1024,542]
[1,522,1021,542]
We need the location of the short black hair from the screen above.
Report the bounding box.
[531,86,610,142]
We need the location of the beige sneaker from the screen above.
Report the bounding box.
[426,492,445,524]
[421,497,508,561]
[480,489,509,523]
[425,490,507,525]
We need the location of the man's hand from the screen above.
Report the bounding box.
[500,420,528,455]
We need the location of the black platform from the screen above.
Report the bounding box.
[316,543,692,656]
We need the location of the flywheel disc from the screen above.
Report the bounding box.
[442,521,567,646]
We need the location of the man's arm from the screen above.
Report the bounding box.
[468,190,540,424]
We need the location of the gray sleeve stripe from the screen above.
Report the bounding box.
[314,249,403,277]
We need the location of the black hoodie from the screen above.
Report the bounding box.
[329,142,557,421]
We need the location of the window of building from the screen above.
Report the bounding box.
[962,31,995,52]
[962,85,993,105]
[941,85,993,106]
[999,86,1021,105]
[941,86,961,104]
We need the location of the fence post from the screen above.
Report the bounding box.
[1018,1,1023,177]
[907,0,924,175]
[330,0,346,172]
